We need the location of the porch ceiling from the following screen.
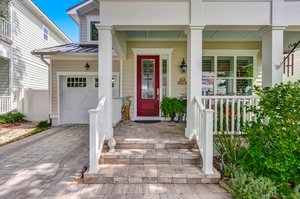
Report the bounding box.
[125,30,262,41]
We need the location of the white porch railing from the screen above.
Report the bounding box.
[0,20,11,39]
[201,96,260,133]
[194,96,214,174]
[0,96,12,114]
[89,97,106,174]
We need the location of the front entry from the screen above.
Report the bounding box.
[137,55,160,116]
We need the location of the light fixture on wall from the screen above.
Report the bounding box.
[179,58,187,73]
[85,62,90,70]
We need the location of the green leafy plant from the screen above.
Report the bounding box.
[240,81,300,197]
[0,112,25,124]
[0,0,11,19]
[214,131,248,168]
[37,120,51,128]
[160,97,185,121]
[225,167,277,199]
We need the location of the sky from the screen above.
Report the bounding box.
[33,0,83,42]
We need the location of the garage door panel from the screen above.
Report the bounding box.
[60,76,98,124]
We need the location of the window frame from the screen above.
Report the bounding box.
[86,15,99,43]
[42,25,49,42]
[202,50,259,96]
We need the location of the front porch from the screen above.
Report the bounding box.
[84,121,221,184]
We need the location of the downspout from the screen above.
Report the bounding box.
[38,55,52,124]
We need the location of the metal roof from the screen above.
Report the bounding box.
[32,43,98,55]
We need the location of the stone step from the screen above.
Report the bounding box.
[100,149,201,165]
[84,164,221,184]
[104,139,197,150]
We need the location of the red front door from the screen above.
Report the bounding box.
[137,55,160,116]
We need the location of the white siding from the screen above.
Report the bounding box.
[11,1,66,93]
[0,58,9,96]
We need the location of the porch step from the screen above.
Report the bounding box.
[84,164,220,184]
[100,149,201,165]
[104,139,198,150]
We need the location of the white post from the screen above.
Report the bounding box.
[262,26,285,87]
[89,110,99,174]
[96,24,114,140]
[202,109,214,175]
[185,25,204,139]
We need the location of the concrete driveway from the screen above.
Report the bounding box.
[0,125,231,199]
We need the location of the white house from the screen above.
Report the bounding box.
[0,0,71,115]
[33,0,300,179]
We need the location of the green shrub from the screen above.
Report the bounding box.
[214,131,248,167]
[226,168,277,199]
[37,120,50,128]
[241,81,300,197]
[0,112,24,124]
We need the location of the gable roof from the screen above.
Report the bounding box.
[21,0,72,43]
[67,0,99,25]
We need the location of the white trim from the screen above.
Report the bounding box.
[56,71,98,125]
[87,15,100,44]
[132,48,174,121]
[119,60,123,97]
[49,60,52,116]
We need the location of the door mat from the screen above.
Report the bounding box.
[134,120,161,124]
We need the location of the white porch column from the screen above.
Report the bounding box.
[96,24,114,140]
[262,26,285,87]
[185,25,204,139]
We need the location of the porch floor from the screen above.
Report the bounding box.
[85,122,221,184]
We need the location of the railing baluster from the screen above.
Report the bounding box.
[214,99,218,134]
[226,99,229,132]
[231,98,235,134]
[237,99,241,133]
[220,98,223,132]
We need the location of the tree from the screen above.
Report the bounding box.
[0,0,11,20]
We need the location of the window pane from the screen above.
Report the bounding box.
[217,79,234,95]
[202,56,214,95]
[90,21,99,41]
[162,59,168,99]
[237,79,253,95]
[202,78,214,96]
[237,56,253,77]
[141,59,155,99]
[217,56,234,77]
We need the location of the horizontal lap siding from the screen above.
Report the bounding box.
[0,58,9,96]
[12,1,66,92]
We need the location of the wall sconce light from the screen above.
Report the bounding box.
[180,58,187,73]
[85,62,90,70]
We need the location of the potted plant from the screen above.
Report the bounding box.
[160,97,185,122]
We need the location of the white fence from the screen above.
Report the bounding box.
[89,97,106,174]
[201,96,260,133]
[112,98,122,126]
[23,89,49,121]
[194,96,214,174]
[0,96,12,114]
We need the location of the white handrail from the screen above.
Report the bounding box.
[0,96,12,114]
[194,96,214,175]
[88,96,106,174]
[200,95,259,133]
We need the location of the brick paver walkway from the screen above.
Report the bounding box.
[0,125,231,199]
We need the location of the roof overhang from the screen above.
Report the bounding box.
[67,0,99,25]
[20,0,72,43]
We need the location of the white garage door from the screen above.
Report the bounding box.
[60,76,98,124]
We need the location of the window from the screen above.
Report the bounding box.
[90,21,98,41]
[162,59,168,99]
[43,26,49,41]
[95,78,99,88]
[202,55,254,96]
[67,77,87,88]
